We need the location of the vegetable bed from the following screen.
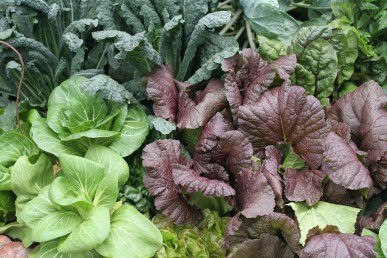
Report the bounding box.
[0,0,386,257]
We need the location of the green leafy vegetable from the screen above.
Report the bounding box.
[288,201,361,245]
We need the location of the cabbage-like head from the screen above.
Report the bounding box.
[31,76,149,157]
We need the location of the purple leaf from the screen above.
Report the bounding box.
[300,233,376,258]
[322,132,373,196]
[211,130,254,175]
[147,65,178,122]
[239,85,328,169]
[172,164,235,197]
[176,79,227,129]
[262,146,284,207]
[228,234,294,258]
[142,140,202,225]
[243,54,297,105]
[223,49,268,119]
[235,170,275,218]
[244,213,302,253]
[284,169,324,206]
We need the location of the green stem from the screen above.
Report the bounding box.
[245,21,256,50]
[219,9,243,35]
[291,3,331,10]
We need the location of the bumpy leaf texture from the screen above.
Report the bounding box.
[193,112,232,180]
[142,140,202,224]
[239,85,328,169]
[222,49,296,122]
[209,130,276,217]
[328,80,387,164]
[262,146,283,207]
[176,79,227,129]
[172,164,235,197]
[146,65,178,122]
[243,213,302,253]
[228,233,293,258]
[322,132,373,196]
[284,169,324,206]
[300,233,376,258]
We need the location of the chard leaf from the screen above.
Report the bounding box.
[11,154,53,196]
[29,240,102,258]
[0,132,40,167]
[57,206,110,253]
[257,35,287,63]
[300,234,376,258]
[84,145,129,187]
[176,11,231,81]
[240,0,300,45]
[32,210,82,242]
[288,201,361,245]
[109,105,149,157]
[297,38,338,100]
[95,205,162,258]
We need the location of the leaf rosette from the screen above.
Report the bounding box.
[31,76,149,157]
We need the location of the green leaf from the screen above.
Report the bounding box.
[176,11,231,81]
[19,186,59,228]
[109,105,149,157]
[49,177,90,207]
[11,154,53,196]
[380,219,387,257]
[287,201,361,245]
[31,119,84,157]
[95,204,162,258]
[297,38,338,100]
[81,75,134,103]
[257,35,287,63]
[240,0,300,45]
[85,144,129,187]
[361,228,384,258]
[32,210,82,242]
[180,0,208,45]
[58,206,110,253]
[0,165,11,191]
[0,191,16,215]
[277,143,308,171]
[29,240,102,258]
[93,173,118,210]
[58,155,106,202]
[148,116,176,135]
[0,102,17,132]
[188,192,233,216]
[0,132,40,167]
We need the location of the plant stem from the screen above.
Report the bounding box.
[245,21,256,50]
[219,9,243,35]
[0,41,25,134]
[291,3,331,10]
[218,0,232,8]
[235,26,246,40]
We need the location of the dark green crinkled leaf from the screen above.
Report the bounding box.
[176,11,231,81]
[257,36,287,63]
